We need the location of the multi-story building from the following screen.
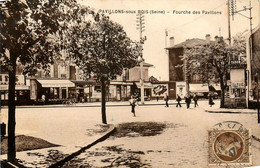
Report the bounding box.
[166,36,212,99]
[0,54,30,105]
[28,57,156,103]
[246,24,260,108]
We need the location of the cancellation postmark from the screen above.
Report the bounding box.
[208,121,252,167]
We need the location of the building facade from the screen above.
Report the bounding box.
[166,37,210,99]
[247,25,260,108]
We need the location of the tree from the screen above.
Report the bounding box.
[67,13,139,124]
[183,35,246,108]
[0,0,77,162]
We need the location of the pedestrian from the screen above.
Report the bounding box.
[41,94,46,105]
[164,93,169,107]
[193,93,199,107]
[156,94,159,102]
[185,94,191,109]
[176,94,182,107]
[208,93,215,107]
[129,96,136,117]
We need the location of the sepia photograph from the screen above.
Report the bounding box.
[0,0,260,167]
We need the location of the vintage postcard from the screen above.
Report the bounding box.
[0,0,260,167]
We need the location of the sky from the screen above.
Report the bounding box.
[79,0,260,81]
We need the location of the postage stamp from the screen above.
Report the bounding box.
[208,121,252,167]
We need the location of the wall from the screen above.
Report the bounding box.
[252,28,260,77]
[129,66,149,82]
[169,48,184,81]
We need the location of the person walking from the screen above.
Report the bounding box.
[176,94,182,107]
[185,94,191,109]
[129,96,136,116]
[164,93,169,107]
[156,94,159,102]
[208,93,215,107]
[193,93,198,107]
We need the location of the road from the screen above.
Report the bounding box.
[1,100,260,167]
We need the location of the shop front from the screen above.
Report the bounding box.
[0,74,30,105]
[225,69,247,108]
[71,80,96,102]
[189,83,209,98]
[109,81,133,101]
[134,82,153,100]
[0,85,30,106]
[30,79,75,104]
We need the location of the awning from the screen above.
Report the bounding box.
[189,84,209,92]
[37,79,75,88]
[135,82,153,89]
[71,80,96,85]
[0,85,29,91]
[212,84,221,91]
[110,81,133,85]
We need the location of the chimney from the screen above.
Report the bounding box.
[214,36,219,42]
[170,37,174,46]
[205,34,211,43]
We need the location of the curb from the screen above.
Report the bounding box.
[205,110,257,114]
[48,124,116,168]
[1,102,188,109]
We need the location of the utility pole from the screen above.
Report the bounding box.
[256,74,260,123]
[232,0,253,109]
[227,0,232,45]
[136,13,146,104]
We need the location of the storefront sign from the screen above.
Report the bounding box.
[231,82,245,88]
[153,85,167,95]
[176,82,187,98]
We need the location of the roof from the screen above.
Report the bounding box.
[166,38,207,49]
[136,61,154,67]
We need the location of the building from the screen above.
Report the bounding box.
[225,55,247,108]
[109,62,154,101]
[28,59,89,104]
[247,25,260,108]
[166,36,211,99]
[1,50,157,105]
[0,54,30,105]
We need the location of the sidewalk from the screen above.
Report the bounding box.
[1,99,182,109]
[201,100,258,114]
[0,124,116,168]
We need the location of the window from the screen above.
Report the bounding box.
[61,74,66,78]
[94,86,101,93]
[0,76,2,81]
[5,76,8,82]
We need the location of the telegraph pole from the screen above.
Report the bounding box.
[136,12,146,104]
[231,0,253,110]
[227,0,232,45]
